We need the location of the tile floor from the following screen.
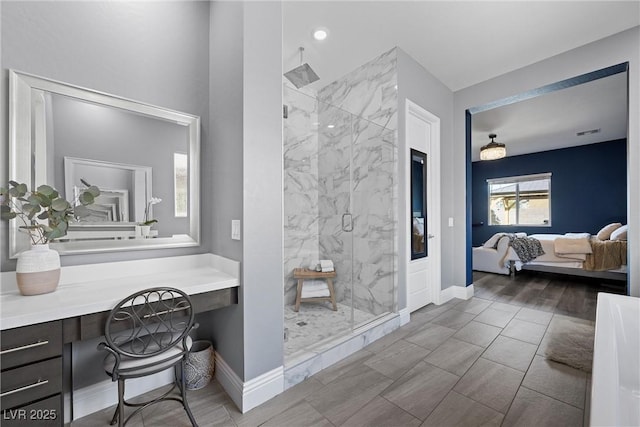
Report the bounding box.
[284,302,377,359]
[74,272,615,426]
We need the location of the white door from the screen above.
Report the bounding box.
[406,100,441,312]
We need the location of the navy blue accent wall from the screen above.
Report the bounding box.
[472,139,627,247]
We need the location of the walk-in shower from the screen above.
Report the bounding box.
[283,84,396,361]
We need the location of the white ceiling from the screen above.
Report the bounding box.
[471,71,628,161]
[283,1,639,92]
[283,1,638,158]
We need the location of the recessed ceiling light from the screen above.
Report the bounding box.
[327,124,335,129]
[312,27,329,41]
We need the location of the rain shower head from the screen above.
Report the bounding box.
[284,47,320,88]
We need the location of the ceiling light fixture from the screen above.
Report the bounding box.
[480,133,506,161]
[576,128,601,136]
[312,27,329,41]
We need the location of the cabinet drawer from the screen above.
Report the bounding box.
[0,321,62,369]
[0,395,62,426]
[0,357,62,410]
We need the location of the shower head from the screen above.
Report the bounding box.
[284,47,320,88]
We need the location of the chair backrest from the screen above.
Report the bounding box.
[105,287,195,358]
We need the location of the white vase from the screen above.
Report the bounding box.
[140,225,151,238]
[16,244,61,296]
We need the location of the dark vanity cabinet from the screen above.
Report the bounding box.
[1,321,63,426]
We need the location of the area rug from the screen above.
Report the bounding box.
[542,317,595,373]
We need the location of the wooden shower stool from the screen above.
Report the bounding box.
[293,268,337,312]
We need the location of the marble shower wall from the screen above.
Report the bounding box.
[283,85,320,304]
[283,48,398,315]
[318,48,398,317]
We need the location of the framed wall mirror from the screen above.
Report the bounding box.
[411,149,427,260]
[8,70,201,257]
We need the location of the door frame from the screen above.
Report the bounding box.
[405,99,442,311]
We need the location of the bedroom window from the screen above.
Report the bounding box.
[488,173,551,226]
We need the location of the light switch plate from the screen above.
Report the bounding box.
[448,217,454,227]
[231,220,241,240]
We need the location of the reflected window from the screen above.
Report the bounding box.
[488,173,551,226]
[411,149,427,259]
[174,153,188,217]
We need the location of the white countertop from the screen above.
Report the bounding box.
[0,253,240,330]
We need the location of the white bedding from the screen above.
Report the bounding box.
[505,233,590,271]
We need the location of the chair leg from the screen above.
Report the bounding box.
[178,362,198,427]
[110,379,125,426]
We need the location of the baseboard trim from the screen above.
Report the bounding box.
[398,307,411,326]
[215,353,284,413]
[440,284,474,303]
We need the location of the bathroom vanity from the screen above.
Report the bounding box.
[0,254,239,425]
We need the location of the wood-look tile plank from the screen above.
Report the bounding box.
[514,307,553,325]
[453,321,502,347]
[229,377,325,427]
[261,401,332,427]
[481,335,537,372]
[473,308,516,328]
[522,355,587,409]
[453,358,524,413]
[363,339,431,379]
[430,309,476,330]
[313,349,374,385]
[424,338,484,377]
[422,390,504,427]
[502,387,583,427]
[381,361,459,420]
[305,364,393,426]
[341,396,422,427]
[501,318,548,345]
[404,322,457,350]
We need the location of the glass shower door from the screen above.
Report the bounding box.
[350,116,396,325]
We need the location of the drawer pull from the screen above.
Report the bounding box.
[0,340,49,355]
[0,379,49,397]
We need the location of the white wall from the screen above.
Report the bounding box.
[453,27,640,296]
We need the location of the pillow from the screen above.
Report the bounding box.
[597,223,622,240]
[610,225,627,241]
[483,233,505,248]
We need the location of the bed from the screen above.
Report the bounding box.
[504,232,627,281]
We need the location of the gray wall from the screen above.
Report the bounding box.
[240,1,283,380]
[2,0,285,388]
[396,48,455,296]
[1,0,211,270]
[453,26,640,296]
[206,1,284,381]
[206,0,245,378]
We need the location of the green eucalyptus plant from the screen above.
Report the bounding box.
[0,180,100,245]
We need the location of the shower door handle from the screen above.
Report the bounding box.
[342,213,353,232]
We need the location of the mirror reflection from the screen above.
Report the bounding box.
[9,70,200,256]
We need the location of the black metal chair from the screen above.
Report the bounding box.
[97,287,198,426]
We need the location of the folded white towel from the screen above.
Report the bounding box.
[321,267,335,273]
[320,259,334,269]
[302,289,330,298]
[301,279,330,298]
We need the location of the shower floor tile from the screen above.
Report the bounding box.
[284,302,377,359]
